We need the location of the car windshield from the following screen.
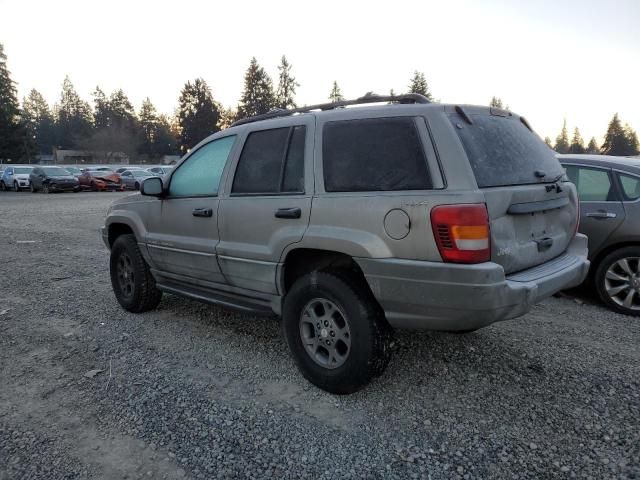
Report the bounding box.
[65,167,81,173]
[133,171,153,177]
[89,170,111,175]
[14,167,33,174]
[43,167,70,175]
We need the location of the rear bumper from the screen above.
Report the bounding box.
[356,233,590,331]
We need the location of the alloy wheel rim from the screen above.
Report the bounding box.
[604,257,640,311]
[117,252,135,299]
[299,298,351,369]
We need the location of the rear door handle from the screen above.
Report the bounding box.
[192,208,213,218]
[275,207,301,219]
[586,211,617,219]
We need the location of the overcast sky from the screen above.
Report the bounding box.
[1,0,638,143]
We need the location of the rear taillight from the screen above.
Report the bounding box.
[430,204,491,263]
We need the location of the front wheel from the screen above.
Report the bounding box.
[282,270,392,394]
[13,181,20,192]
[30,183,37,193]
[595,247,640,316]
[43,184,50,194]
[110,234,162,313]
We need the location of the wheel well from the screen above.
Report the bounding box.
[282,248,369,294]
[108,223,134,247]
[590,241,640,277]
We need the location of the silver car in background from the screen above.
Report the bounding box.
[120,169,158,190]
[1,166,33,191]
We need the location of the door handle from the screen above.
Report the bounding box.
[586,211,617,219]
[275,207,301,219]
[192,208,213,218]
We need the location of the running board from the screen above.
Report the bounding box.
[156,281,275,316]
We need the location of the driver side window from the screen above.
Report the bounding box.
[169,136,236,197]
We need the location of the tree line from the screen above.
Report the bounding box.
[1,41,637,163]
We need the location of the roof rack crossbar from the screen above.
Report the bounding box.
[230,93,431,127]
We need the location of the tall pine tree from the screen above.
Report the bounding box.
[177,78,221,153]
[56,76,93,148]
[22,89,56,155]
[586,137,599,154]
[329,81,344,102]
[569,127,586,154]
[0,43,31,161]
[489,96,504,108]
[554,120,570,153]
[601,114,639,156]
[407,71,433,100]
[238,57,275,118]
[275,55,298,110]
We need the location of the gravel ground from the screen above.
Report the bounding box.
[0,191,638,480]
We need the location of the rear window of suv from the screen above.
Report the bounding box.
[323,117,432,192]
[449,112,563,188]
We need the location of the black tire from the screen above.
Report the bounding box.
[0,181,5,191]
[43,184,50,194]
[30,183,37,193]
[594,246,640,316]
[282,270,393,394]
[110,234,162,313]
[13,181,20,192]
[134,182,140,190]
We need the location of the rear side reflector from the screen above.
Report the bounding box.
[431,204,491,263]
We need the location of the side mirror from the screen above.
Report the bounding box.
[140,176,164,196]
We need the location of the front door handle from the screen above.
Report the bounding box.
[192,208,213,218]
[275,207,301,219]
[586,211,617,219]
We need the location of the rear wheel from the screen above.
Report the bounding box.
[110,234,162,313]
[282,270,392,394]
[43,184,50,194]
[595,246,640,316]
[0,181,5,191]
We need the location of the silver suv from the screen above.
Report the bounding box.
[102,94,589,393]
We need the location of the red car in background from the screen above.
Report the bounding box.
[78,170,124,191]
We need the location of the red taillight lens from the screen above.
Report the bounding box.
[430,204,491,263]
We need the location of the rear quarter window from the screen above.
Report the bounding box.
[449,113,563,188]
[322,117,432,192]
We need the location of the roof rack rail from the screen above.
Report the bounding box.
[230,93,431,127]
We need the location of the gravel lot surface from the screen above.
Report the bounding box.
[0,191,638,479]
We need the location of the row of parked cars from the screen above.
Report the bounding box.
[100,94,639,393]
[0,165,174,193]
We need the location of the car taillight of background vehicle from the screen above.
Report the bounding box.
[430,204,491,263]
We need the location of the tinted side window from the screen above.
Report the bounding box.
[565,166,614,202]
[323,117,432,192]
[232,126,306,194]
[619,173,640,201]
[282,126,305,193]
[169,135,236,197]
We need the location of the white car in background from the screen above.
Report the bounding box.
[1,166,33,191]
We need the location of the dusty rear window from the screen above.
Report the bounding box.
[449,113,563,188]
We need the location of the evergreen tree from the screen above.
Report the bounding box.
[544,136,553,148]
[569,127,586,154]
[92,86,109,129]
[177,78,221,153]
[586,137,599,154]
[490,96,504,108]
[554,120,570,153]
[56,76,93,148]
[237,57,276,119]
[601,113,638,156]
[275,55,298,110]
[0,43,30,161]
[329,81,344,102]
[623,123,639,156]
[22,89,56,155]
[154,114,179,156]
[139,97,158,156]
[108,88,136,128]
[407,71,433,100]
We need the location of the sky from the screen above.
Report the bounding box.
[1,0,639,144]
